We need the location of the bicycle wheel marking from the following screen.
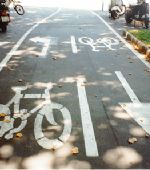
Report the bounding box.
[34,103,72,149]
[0,83,72,150]
[77,78,99,157]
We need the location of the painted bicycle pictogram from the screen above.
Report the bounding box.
[0,83,72,149]
[78,37,119,51]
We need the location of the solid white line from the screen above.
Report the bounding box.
[77,78,99,157]
[0,8,61,72]
[71,36,78,53]
[24,94,42,98]
[115,71,140,103]
[90,11,150,70]
[0,42,10,46]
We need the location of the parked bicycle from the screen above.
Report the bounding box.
[0,83,72,149]
[6,0,25,15]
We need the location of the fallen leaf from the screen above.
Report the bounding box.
[52,57,57,60]
[128,137,137,144]
[71,147,79,155]
[144,69,150,72]
[16,133,23,138]
[0,113,7,117]
[139,118,144,122]
[7,66,13,71]
[145,133,150,138]
[3,119,11,123]
[51,147,56,152]
[58,84,62,88]
[18,79,23,82]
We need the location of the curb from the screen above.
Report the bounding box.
[122,30,150,60]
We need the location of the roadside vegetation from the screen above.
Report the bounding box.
[129,29,150,47]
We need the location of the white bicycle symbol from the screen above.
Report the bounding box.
[78,37,119,51]
[0,83,72,149]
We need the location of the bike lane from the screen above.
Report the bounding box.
[0,8,150,169]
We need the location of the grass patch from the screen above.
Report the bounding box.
[129,29,150,46]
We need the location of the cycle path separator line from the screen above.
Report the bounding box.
[0,8,61,72]
[90,11,150,70]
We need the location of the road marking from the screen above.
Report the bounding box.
[77,78,99,157]
[115,71,150,134]
[0,8,61,72]
[30,37,51,58]
[34,103,72,149]
[90,11,150,70]
[0,42,10,46]
[71,36,78,53]
[115,71,140,104]
[0,84,72,148]
[24,94,42,98]
[78,36,119,51]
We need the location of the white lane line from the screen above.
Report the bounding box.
[115,71,140,103]
[90,11,150,70]
[77,78,99,157]
[115,71,150,134]
[0,8,61,72]
[0,42,10,46]
[71,35,78,53]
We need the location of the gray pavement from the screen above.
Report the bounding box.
[0,7,150,169]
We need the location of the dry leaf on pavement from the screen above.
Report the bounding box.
[0,113,7,117]
[58,84,63,88]
[16,133,23,138]
[7,66,13,71]
[3,119,11,123]
[144,68,150,72]
[128,137,137,144]
[52,57,57,60]
[71,147,79,155]
[145,133,150,138]
[18,79,23,82]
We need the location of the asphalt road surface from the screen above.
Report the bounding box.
[0,6,150,169]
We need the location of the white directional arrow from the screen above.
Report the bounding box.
[115,71,150,134]
[30,37,51,58]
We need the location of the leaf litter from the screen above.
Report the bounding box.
[71,147,79,155]
[128,137,138,144]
